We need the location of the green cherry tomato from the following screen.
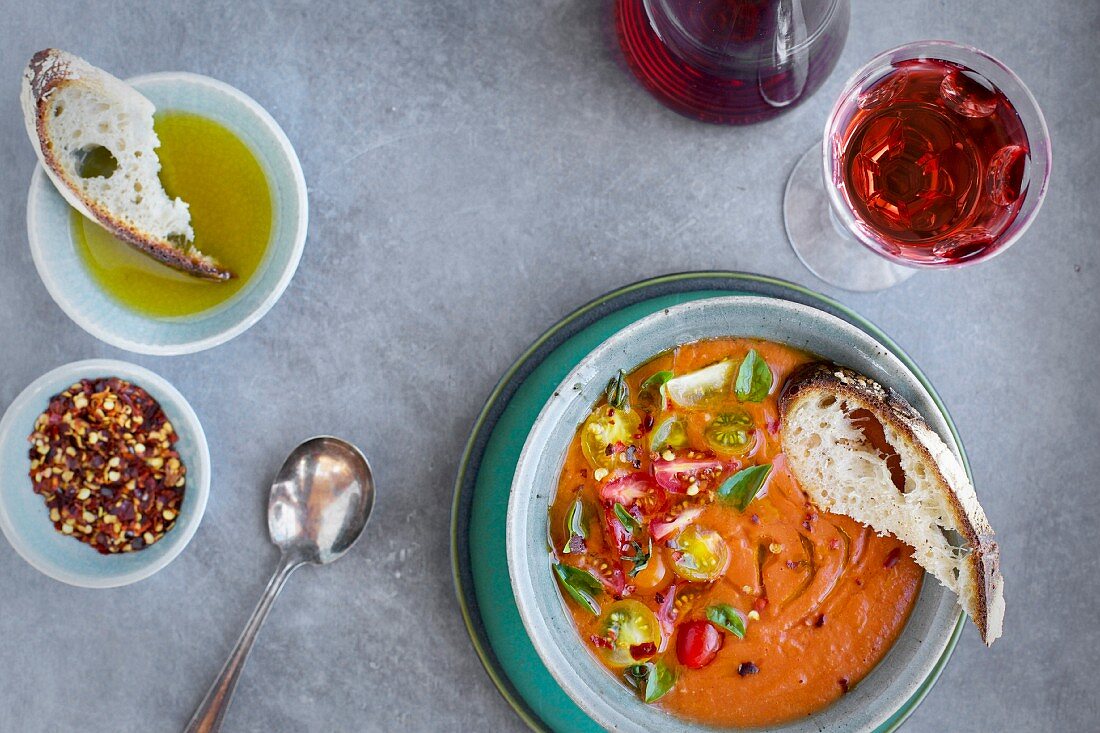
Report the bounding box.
[649,416,689,452]
[581,406,641,471]
[705,411,755,455]
[670,525,730,582]
[596,600,663,667]
[663,361,734,409]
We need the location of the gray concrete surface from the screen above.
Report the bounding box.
[0,1,1096,731]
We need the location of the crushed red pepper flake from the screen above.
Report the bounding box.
[27,377,186,555]
[590,634,613,650]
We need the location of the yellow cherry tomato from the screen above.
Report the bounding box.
[670,525,730,582]
[581,407,641,471]
[595,600,662,666]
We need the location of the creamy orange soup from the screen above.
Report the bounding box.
[548,338,922,727]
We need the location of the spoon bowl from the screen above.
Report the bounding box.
[268,436,374,564]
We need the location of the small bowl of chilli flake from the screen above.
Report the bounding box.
[0,359,209,587]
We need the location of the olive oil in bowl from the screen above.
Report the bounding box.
[72,112,272,318]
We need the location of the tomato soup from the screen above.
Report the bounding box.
[548,339,922,727]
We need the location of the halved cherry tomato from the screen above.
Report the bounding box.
[676,619,723,669]
[649,416,688,452]
[596,600,663,667]
[603,505,636,556]
[704,410,756,455]
[581,407,641,471]
[577,556,628,598]
[663,361,734,409]
[600,473,660,509]
[653,457,724,493]
[669,525,730,582]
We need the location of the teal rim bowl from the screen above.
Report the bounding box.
[0,359,210,587]
[26,72,308,355]
[507,296,964,733]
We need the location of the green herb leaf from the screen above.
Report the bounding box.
[553,563,602,615]
[613,503,639,533]
[641,370,674,393]
[624,538,652,578]
[735,349,773,403]
[643,660,677,703]
[640,370,674,409]
[605,370,631,411]
[706,604,747,638]
[716,464,772,511]
[562,499,588,554]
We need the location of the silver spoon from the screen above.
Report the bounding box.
[184,436,375,733]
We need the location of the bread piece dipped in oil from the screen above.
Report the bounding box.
[779,363,1004,646]
[20,48,231,280]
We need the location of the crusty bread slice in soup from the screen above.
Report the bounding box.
[779,363,1004,646]
[20,48,231,280]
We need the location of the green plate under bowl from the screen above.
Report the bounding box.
[450,272,965,732]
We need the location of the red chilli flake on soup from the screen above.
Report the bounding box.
[27,377,187,554]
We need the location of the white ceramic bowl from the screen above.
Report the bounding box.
[507,296,964,733]
[26,72,308,355]
[0,359,210,587]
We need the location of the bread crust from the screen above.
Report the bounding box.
[22,49,231,281]
[780,362,1003,646]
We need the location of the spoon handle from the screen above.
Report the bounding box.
[184,553,303,733]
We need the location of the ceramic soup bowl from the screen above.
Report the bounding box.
[507,296,963,733]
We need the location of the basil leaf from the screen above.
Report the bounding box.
[553,563,601,615]
[641,370,673,393]
[706,604,746,638]
[605,370,630,411]
[717,464,772,511]
[613,503,639,532]
[643,660,676,703]
[624,538,652,578]
[639,370,673,410]
[735,349,773,403]
[562,499,587,554]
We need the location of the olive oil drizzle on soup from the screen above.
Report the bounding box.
[548,339,923,728]
[72,112,273,318]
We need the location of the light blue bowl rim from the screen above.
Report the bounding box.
[0,359,211,587]
[25,71,308,356]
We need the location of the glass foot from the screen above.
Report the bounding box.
[783,145,916,292]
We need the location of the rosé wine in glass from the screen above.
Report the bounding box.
[784,41,1052,291]
[833,57,1030,264]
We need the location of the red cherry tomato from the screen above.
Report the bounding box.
[676,619,723,669]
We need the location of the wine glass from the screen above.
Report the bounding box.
[784,40,1052,291]
[615,0,850,125]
